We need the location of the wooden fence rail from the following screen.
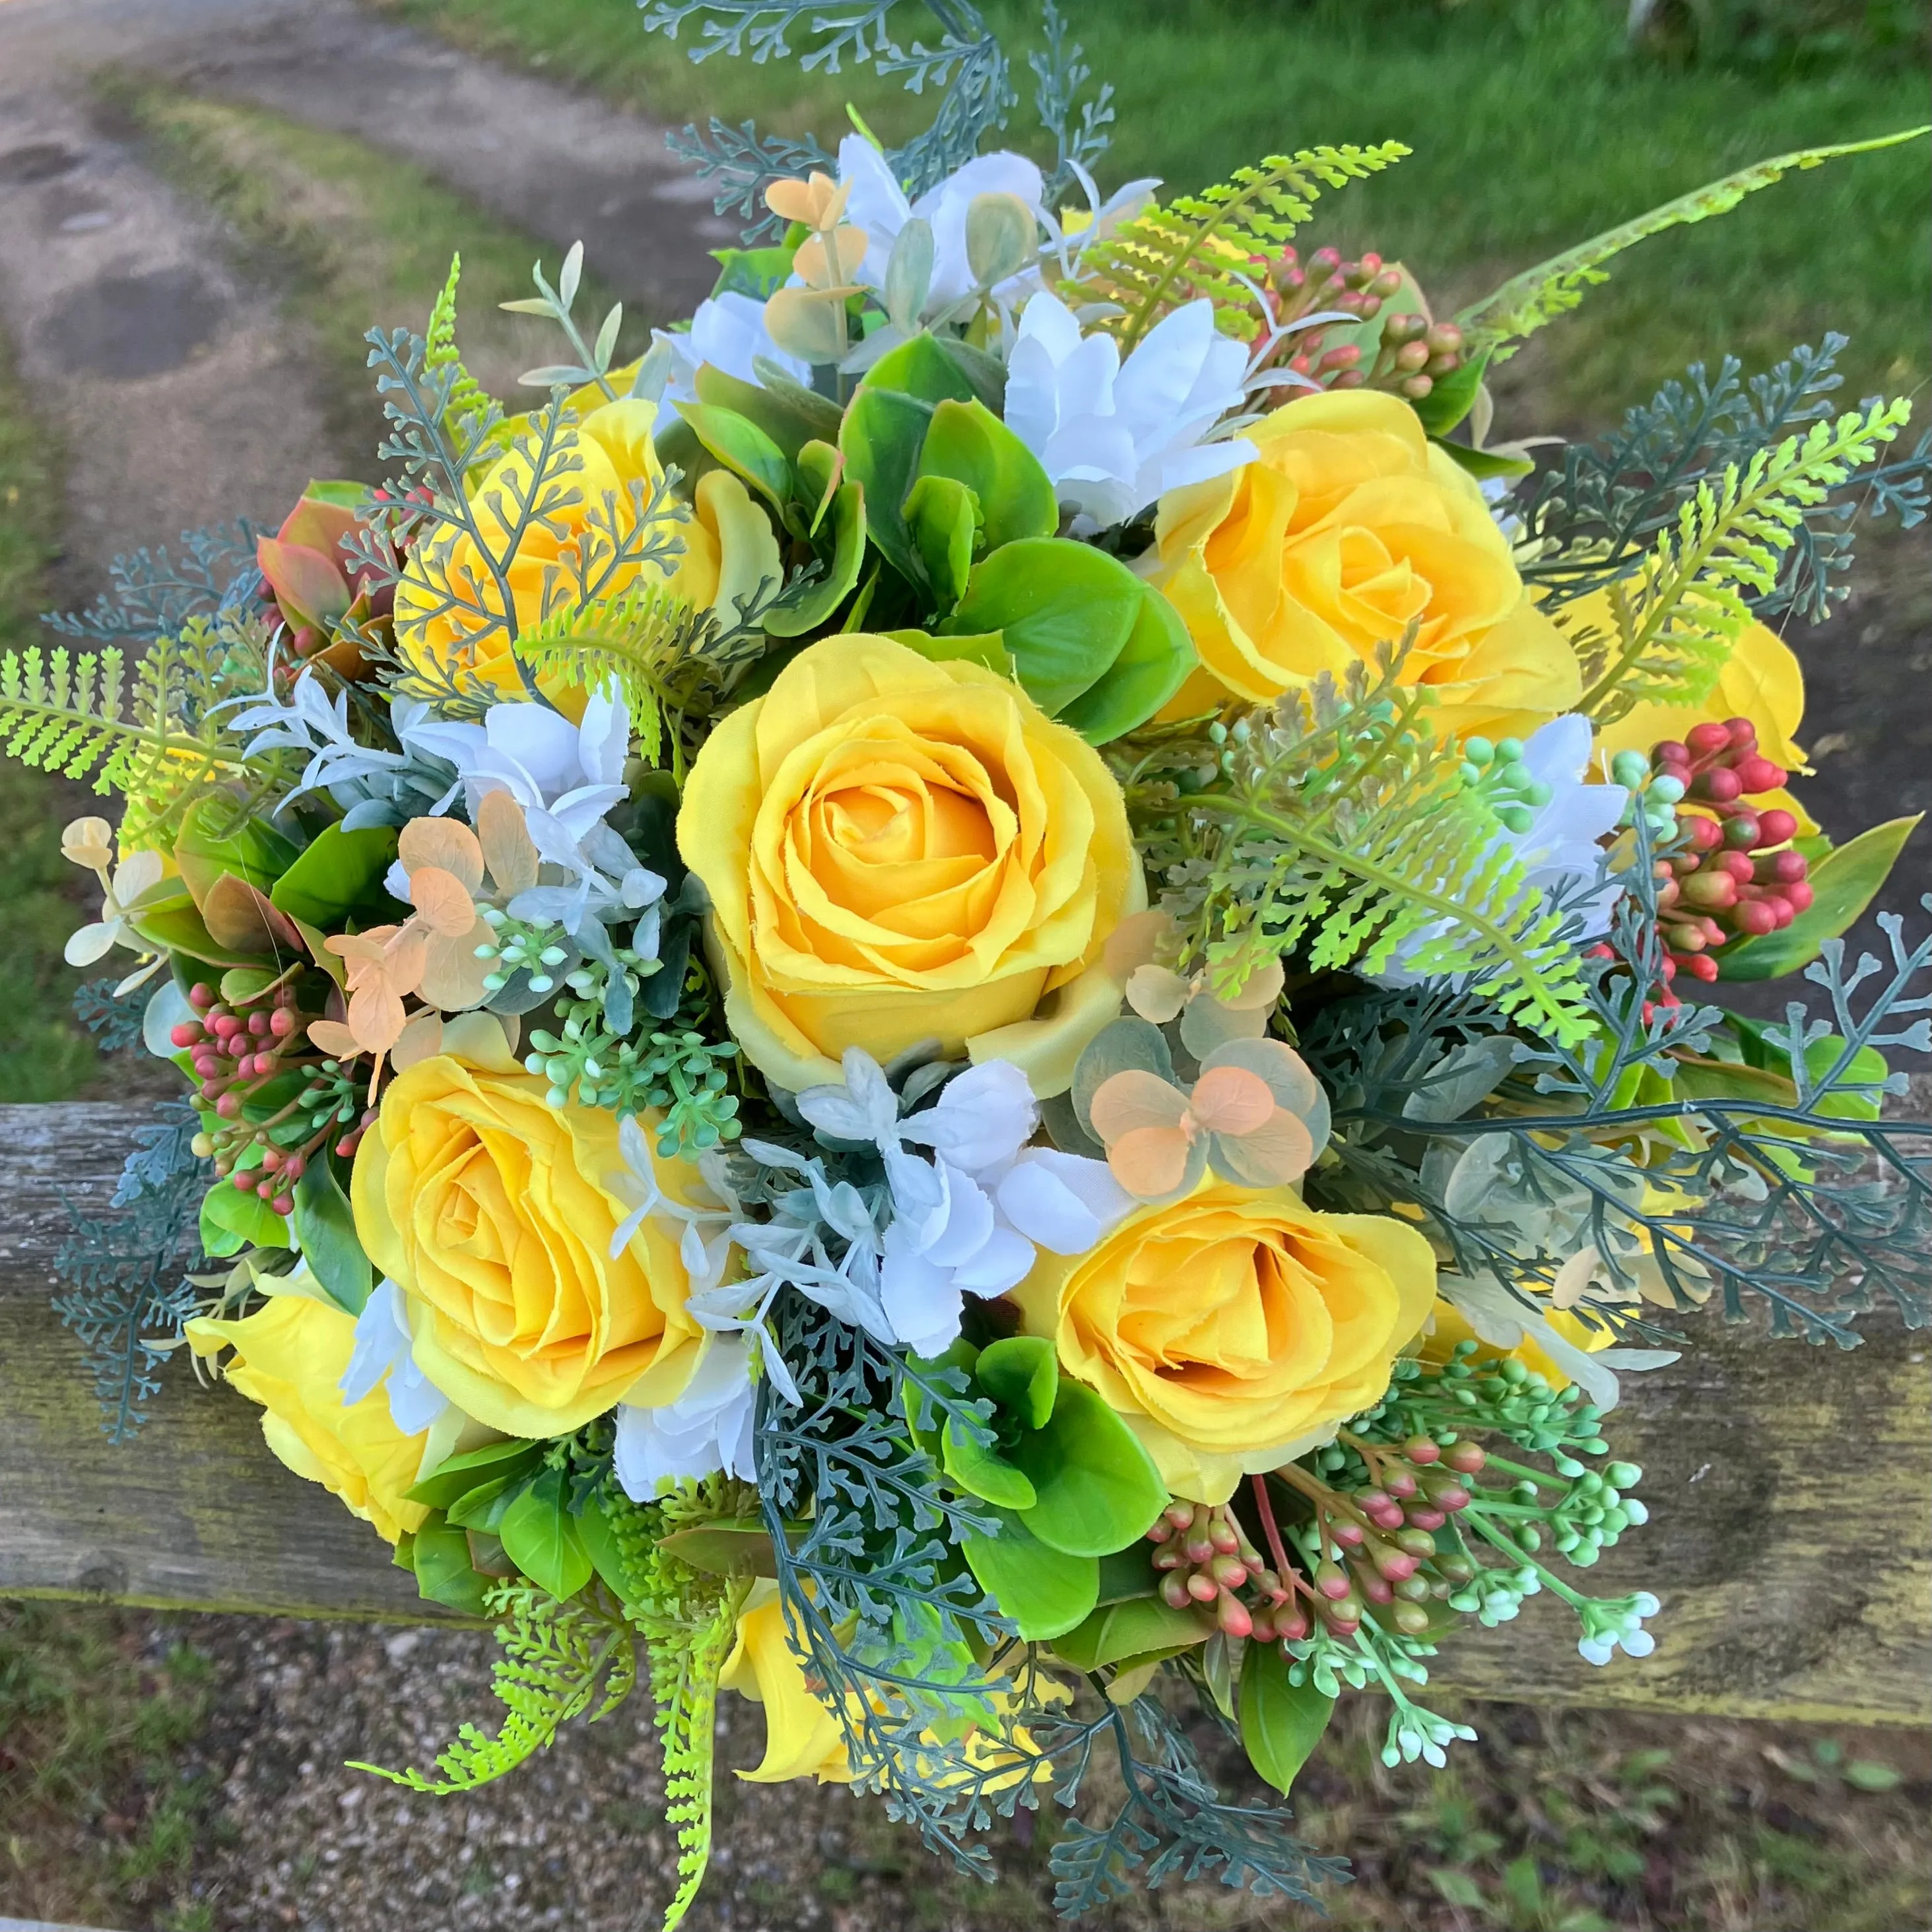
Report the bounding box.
[2,1103,1926,1725]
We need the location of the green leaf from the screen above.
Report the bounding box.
[676,403,792,511]
[1054,583,1197,743]
[1095,1543,1160,1605]
[1845,1759,1904,1791]
[694,361,842,458]
[499,1470,593,1601]
[1411,347,1491,438]
[862,332,980,407]
[766,481,868,638]
[269,822,401,928]
[1428,1868,1488,1910]
[574,1492,634,1601]
[960,1508,1099,1641]
[1238,1640,1335,1793]
[199,1180,292,1258]
[1718,816,1921,982]
[654,1524,779,1576]
[446,1473,521,1531]
[916,399,1057,551]
[131,892,281,970]
[941,1416,1038,1510]
[708,244,797,302]
[974,1335,1059,1429]
[406,1437,543,1512]
[904,473,980,614]
[839,383,936,585]
[887,628,1011,674]
[1051,1593,1209,1671]
[1011,1379,1168,1557]
[173,795,302,906]
[409,1515,494,1616]
[291,1158,372,1315]
[1434,437,1537,481]
[941,537,1141,714]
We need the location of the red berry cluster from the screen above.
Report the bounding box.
[1650,719,1813,986]
[1258,249,1465,401]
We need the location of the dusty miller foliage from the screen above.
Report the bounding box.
[638,0,1113,234]
[1517,335,1932,623]
[53,1100,209,1440]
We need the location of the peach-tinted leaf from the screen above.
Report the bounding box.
[1220,957,1286,1012]
[201,873,304,957]
[1189,1065,1275,1136]
[1108,1126,1194,1200]
[478,789,540,896]
[1125,964,1189,1024]
[391,1011,446,1072]
[1202,1037,1324,1117]
[1551,1244,1603,1312]
[420,918,494,1011]
[399,816,484,894]
[1102,908,1175,983]
[409,865,477,937]
[306,1018,361,1059]
[347,981,408,1055]
[1089,1069,1191,1144]
[1211,1108,1315,1187]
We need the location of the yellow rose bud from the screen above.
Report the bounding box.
[185,1288,428,1545]
[1147,389,1580,742]
[393,397,780,717]
[677,632,1145,1097]
[1012,1183,1438,1503]
[350,1018,705,1437]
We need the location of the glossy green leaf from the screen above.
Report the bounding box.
[499,1470,593,1601]
[1011,1379,1168,1557]
[931,335,1007,413]
[904,473,980,613]
[862,332,980,407]
[941,537,1141,714]
[409,1515,493,1617]
[1051,1593,1209,1671]
[173,797,302,906]
[444,1473,521,1530]
[131,894,275,971]
[766,481,868,637]
[405,1436,543,1511]
[1717,816,1921,981]
[961,1507,1099,1641]
[696,361,842,458]
[1055,583,1197,744]
[941,1416,1038,1510]
[916,399,1056,551]
[886,628,1011,674]
[199,1180,292,1258]
[1095,1543,1160,1605]
[840,383,936,585]
[574,1492,634,1601]
[291,1158,371,1314]
[1434,437,1535,481]
[652,411,721,495]
[677,403,792,510]
[1410,347,1492,438]
[708,244,797,302]
[974,1335,1058,1429]
[269,823,401,929]
[1238,1641,1335,1794]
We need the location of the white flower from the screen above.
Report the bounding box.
[63,846,165,968]
[614,1335,757,1498]
[653,292,813,405]
[835,136,1046,314]
[341,1278,453,1436]
[1004,291,1255,531]
[228,666,411,803]
[797,1051,1133,1358]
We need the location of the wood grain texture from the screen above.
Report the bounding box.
[2,1104,1926,1720]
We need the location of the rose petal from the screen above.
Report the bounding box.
[1106,1125,1195,1200]
[1188,1064,1275,1135]
[1088,1068,1191,1144]
[398,816,485,894]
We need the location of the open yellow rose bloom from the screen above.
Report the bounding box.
[1147,389,1580,740]
[677,632,1143,1096]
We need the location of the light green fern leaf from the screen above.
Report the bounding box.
[1575,397,1912,725]
[349,1583,633,1795]
[1067,143,1410,350]
[1170,659,1594,1047]
[1457,126,1929,360]
[425,252,494,442]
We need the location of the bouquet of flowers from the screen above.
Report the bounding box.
[24,3,1931,1922]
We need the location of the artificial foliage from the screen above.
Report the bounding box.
[28,3,1932,1921]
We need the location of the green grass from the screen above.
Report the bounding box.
[0,348,117,1102]
[102,77,645,471]
[374,0,1928,422]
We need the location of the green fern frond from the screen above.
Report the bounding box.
[0,619,269,844]
[1165,655,1594,1047]
[1575,397,1911,725]
[1067,143,1409,350]
[349,1583,633,1795]
[1457,127,1929,360]
[425,252,494,443]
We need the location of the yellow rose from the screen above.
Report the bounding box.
[1147,389,1579,740]
[185,1286,428,1545]
[677,632,1145,1096]
[394,397,780,714]
[1586,609,1816,834]
[350,1016,704,1436]
[1013,1183,1437,1503]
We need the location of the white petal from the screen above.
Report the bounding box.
[917,1164,998,1268]
[880,1247,964,1358]
[901,1058,1038,1171]
[485,702,584,794]
[999,1149,1135,1251]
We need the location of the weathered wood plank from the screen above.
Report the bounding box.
[2,1103,1926,1721]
